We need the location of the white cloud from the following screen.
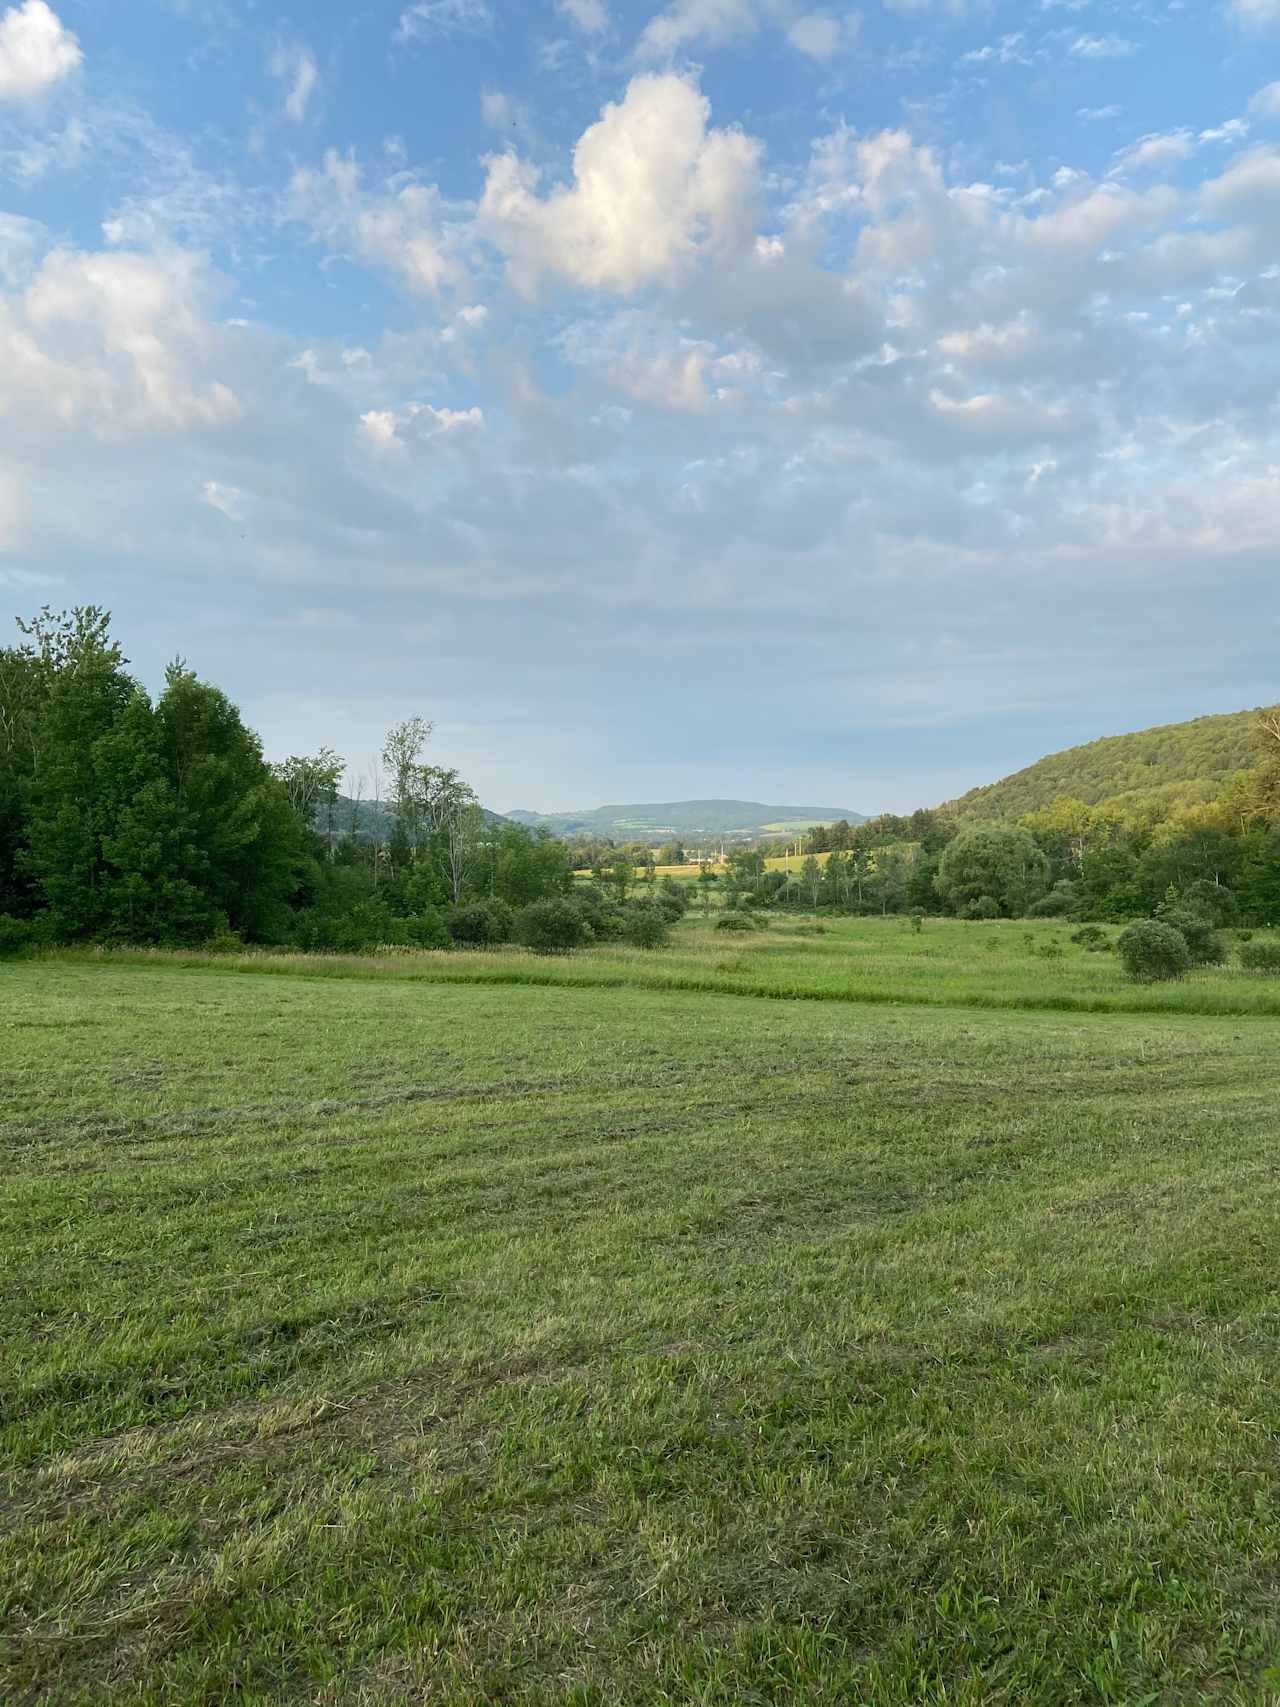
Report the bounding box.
[0,245,241,437]
[1069,33,1136,58]
[1199,119,1249,146]
[636,0,761,58]
[787,11,847,58]
[289,151,466,296]
[1200,144,1280,218]
[479,73,761,295]
[270,43,318,124]
[1110,130,1193,175]
[1250,80,1280,117]
[1077,105,1121,122]
[0,0,80,101]
[1230,0,1280,26]
[556,0,610,32]
[202,479,247,519]
[359,401,483,451]
[396,0,492,43]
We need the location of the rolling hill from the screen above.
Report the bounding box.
[941,707,1271,825]
[506,800,866,842]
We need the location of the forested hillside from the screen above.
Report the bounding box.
[942,709,1268,825]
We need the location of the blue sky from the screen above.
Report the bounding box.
[0,0,1277,814]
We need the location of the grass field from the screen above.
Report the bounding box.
[4,921,1280,1703]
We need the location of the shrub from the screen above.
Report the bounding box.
[1071,924,1111,952]
[401,907,449,949]
[517,898,591,954]
[0,914,35,958]
[1027,880,1079,919]
[1239,941,1280,975]
[1180,879,1238,926]
[908,908,925,934]
[1117,919,1191,983]
[962,895,1003,920]
[447,901,514,947]
[1035,942,1065,960]
[658,877,690,916]
[794,922,828,936]
[1157,906,1225,967]
[715,914,756,932]
[1237,929,1255,943]
[622,903,670,949]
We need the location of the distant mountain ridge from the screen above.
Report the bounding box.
[940,707,1271,825]
[505,800,866,840]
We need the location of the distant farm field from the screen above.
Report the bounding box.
[5,925,1280,1703]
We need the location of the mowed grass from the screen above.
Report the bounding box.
[73,914,1280,1019]
[4,952,1280,1704]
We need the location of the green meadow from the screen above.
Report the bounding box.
[4,921,1280,1703]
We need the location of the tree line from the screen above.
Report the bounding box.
[714,719,1280,927]
[0,608,641,954]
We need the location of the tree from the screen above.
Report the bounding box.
[800,855,823,910]
[382,718,433,853]
[156,665,309,941]
[1116,919,1191,982]
[936,825,1051,918]
[18,608,139,938]
[1256,709,1280,825]
[658,840,686,866]
[274,749,345,840]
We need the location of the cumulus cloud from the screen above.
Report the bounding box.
[0,0,80,101]
[1109,130,1194,175]
[0,245,241,437]
[289,151,467,296]
[479,74,761,295]
[270,43,318,124]
[1250,80,1280,117]
[1200,144,1280,217]
[359,401,484,452]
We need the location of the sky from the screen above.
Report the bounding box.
[0,0,1277,815]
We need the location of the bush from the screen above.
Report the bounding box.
[1237,929,1255,943]
[1157,906,1225,967]
[1027,881,1079,919]
[1070,924,1111,952]
[715,913,756,932]
[1239,941,1280,975]
[401,907,449,949]
[622,903,670,949]
[1181,879,1238,926]
[0,914,35,958]
[517,898,591,954]
[447,901,514,947]
[658,877,690,916]
[961,895,1003,920]
[1117,919,1191,983]
[908,908,925,934]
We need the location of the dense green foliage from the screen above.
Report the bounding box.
[1239,941,1280,974]
[1116,920,1192,982]
[7,953,1280,1703]
[0,611,575,952]
[941,707,1266,825]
